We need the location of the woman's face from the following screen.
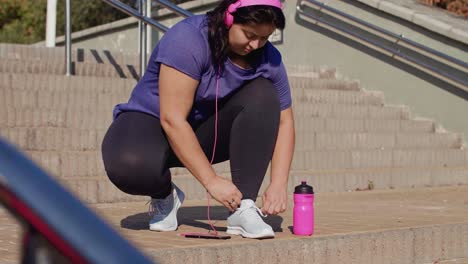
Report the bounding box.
[228,22,276,56]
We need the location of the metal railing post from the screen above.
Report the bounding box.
[139,0,147,78]
[65,0,72,76]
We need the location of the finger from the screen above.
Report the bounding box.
[236,190,243,200]
[267,203,276,215]
[274,204,282,215]
[229,198,239,209]
[235,191,242,201]
[234,197,241,207]
[280,203,287,213]
[262,200,270,214]
[223,201,234,212]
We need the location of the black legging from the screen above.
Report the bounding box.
[101,77,280,201]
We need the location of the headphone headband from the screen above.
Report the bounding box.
[224,0,283,28]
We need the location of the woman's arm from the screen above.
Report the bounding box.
[261,107,295,215]
[159,64,242,211]
[270,107,295,186]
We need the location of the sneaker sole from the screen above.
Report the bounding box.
[226,226,275,239]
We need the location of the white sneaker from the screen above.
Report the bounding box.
[226,199,275,239]
[148,183,185,231]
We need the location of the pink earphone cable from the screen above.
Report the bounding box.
[205,65,222,236]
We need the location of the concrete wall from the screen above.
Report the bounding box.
[52,0,468,142]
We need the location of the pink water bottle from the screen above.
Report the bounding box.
[293,181,314,236]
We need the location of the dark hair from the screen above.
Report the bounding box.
[206,0,286,72]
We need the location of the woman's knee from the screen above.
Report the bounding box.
[102,150,170,195]
[244,77,280,112]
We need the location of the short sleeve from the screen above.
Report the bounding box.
[155,21,209,80]
[271,61,292,111]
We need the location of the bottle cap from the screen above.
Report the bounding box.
[294,181,314,194]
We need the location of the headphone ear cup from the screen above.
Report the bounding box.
[224,11,233,28]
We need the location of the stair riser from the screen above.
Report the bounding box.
[23,150,468,181]
[1,61,347,86]
[292,150,468,170]
[1,74,354,92]
[292,89,384,105]
[0,109,114,129]
[296,133,462,150]
[289,76,359,90]
[0,45,338,79]
[148,224,468,264]
[0,91,381,111]
[54,166,468,204]
[295,118,435,133]
[1,103,410,121]
[0,44,140,66]
[0,73,137,93]
[0,109,434,132]
[2,128,460,151]
[294,104,410,120]
[0,59,140,79]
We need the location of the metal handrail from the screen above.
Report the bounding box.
[102,0,170,32]
[154,0,193,17]
[65,0,195,78]
[299,0,467,70]
[296,0,468,90]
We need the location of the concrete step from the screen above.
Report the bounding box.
[0,58,140,79]
[154,165,468,201]
[293,103,411,120]
[0,108,113,129]
[0,98,410,121]
[0,90,385,115]
[0,73,137,93]
[21,162,468,203]
[291,149,468,170]
[292,88,384,105]
[0,73,355,94]
[0,43,140,66]
[0,107,433,132]
[101,186,468,264]
[0,44,339,78]
[0,57,343,82]
[295,132,463,151]
[51,163,468,202]
[22,148,468,179]
[1,127,461,151]
[3,185,467,263]
[0,89,128,110]
[286,64,337,79]
[294,117,436,133]
[289,76,360,91]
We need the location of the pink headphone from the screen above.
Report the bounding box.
[224,0,283,28]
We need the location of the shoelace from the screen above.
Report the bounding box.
[147,195,173,217]
[237,204,267,219]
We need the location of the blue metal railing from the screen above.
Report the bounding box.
[0,138,154,264]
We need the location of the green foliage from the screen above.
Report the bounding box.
[0,0,47,43]
[55,1,133,36]
[0,0,134,44]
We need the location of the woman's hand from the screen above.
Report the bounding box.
[261,182,288,215]
[205,176,243,212]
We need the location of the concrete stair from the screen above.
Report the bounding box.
[1,45,467,203]
[0,44,467,263]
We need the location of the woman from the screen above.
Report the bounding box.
[102,0,295,239]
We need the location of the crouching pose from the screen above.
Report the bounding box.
[102,0,295,239]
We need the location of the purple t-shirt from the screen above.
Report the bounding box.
[113,14,292,124]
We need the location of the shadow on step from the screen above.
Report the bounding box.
[120,206,284,232]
